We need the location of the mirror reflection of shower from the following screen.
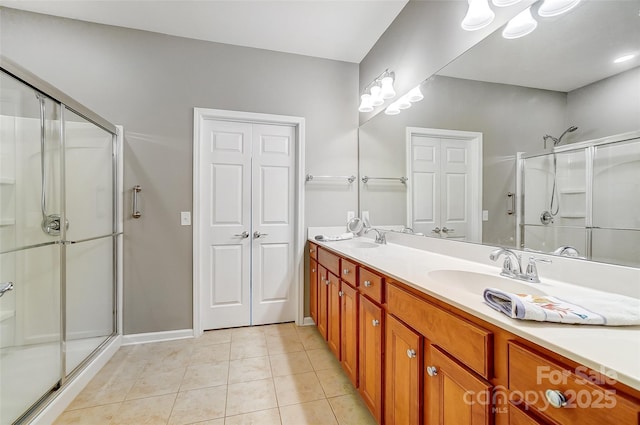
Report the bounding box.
[36,93,68,236]
[540,125,579,225]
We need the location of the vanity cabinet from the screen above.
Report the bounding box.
[316,265,328,339]
[327,270,341,358]
[359,294,384,423]
[508,404,546,425]
[310,257,318,326]
[385,314,423,425]
[340,280,358,386]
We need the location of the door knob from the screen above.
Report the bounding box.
[234,231,250,238]
[432,227,441,234]
[253,231,268,238]
[442,227,455,234]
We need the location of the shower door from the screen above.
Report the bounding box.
[0,71,63,425]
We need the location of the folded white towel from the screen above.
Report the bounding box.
[314,233,354,242]
[483,288,640,326]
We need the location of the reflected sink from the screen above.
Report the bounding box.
[350,241,379,249]
[428,270,547,296]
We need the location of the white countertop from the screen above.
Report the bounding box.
[311,237,640,391]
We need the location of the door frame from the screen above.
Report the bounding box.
[405,127,483,242]
[192,108,305,337]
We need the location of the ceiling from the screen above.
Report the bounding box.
[0,0,409,63]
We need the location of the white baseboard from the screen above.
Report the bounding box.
[31,335,122,425]
[121,329,194,346]
[302,316,316,326]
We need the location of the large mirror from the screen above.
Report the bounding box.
[358,0,640,267]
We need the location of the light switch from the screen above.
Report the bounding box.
[482,210,489,221]
[181,211,191,226]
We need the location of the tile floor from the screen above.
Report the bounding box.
[54,323,377,425]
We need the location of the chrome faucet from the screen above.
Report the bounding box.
[490,248,552,283]
[365,228,387,244]
[553,246,580,257]
[401,226,414,234]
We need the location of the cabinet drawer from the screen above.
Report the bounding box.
[359,267,384,304]
[309,242,318,260]
[508,342,640,425]
[340,258,357,287]
[387,283,492,379]
[509,403,546,425]
[318,247,340,276]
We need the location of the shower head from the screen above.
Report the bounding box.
[555,125,578,146]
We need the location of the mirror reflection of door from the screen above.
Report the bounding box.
[406,127,482,242]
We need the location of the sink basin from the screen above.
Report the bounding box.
[428,270,547,296]
[350,241,379,249]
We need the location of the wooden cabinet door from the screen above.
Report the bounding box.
[385,314,422,425]
[310,259,318,325]
[359,295,383,423]
[317,266,328,340]
[340,281,358,387]
[425,344,492,425]
[327,271,341,358]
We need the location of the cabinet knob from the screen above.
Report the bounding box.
[310,248,315,254]
[372,319,380,327]
[343,268,349,275]
[311,268,316,273]
[426,366,438,377]
[325,279,330,285]
[545,390,568,408]
[406,349,417,359]
[338,291,343,297]
[364,280,372,287]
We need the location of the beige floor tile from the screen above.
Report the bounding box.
[224,408,281,425]
[184,420,224,425]
[296,329,327,351]
[273,372,325,406]
[231,327,266,342]
[53,403,121,425]
[269,351,313,377]
[181,361,230,391]
[67,377,136,410]
[230,337,268,360]
[196,329,232,346]
[279,399,338,425]
[111,393,176,425]
[190,342,231,365]
[266,337,304,355]
[142,344,193,374]
[262,322,296,336]
[328,393,377,425]
[316,367,356,398]
[306,348,341,372]
[226,379,278,416]
[228,356,272,383]
[91,357,147,385]
[168,385,227,425]
[126,367,186,400]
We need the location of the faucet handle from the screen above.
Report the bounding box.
[525,257,552,283]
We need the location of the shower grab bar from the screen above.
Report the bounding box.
[305,174,356,183]
[132,185,142,218]
[361,176,408,184]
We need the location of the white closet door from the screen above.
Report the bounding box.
[199,120,252,330]
[251,124,296,325]
[440,139,471,241]
[410,135,440,236]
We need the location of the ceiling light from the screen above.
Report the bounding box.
[407,85,424,102]
[385,103,401,115]
[538,0,581,17]
[370,85,384,106]
[492,0,522,7]
[358,94,374,113]
[502,7,538,39]
[380,76,396,100]
[614,54,635,64]
[461,0,496,31]
[396,96,412,110]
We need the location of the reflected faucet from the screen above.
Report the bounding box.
[365,228,387,244]
[553,246,580,257]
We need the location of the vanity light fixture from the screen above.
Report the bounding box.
[538,0,581,17]
[614,54,636,64]
[407,85,424,102]
[359,69,396,113]
[461,0,496,31]
[396,95,412,110]
[502,7,538,39]
[384,103,401,115]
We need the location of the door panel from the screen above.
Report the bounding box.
[200,120,252,330]
[410,136,440,236]
[441,140,471,241]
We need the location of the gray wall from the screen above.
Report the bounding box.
[359,76,567,246]
[568,67,640,141]
[358,0,534,124]
[1,7,358,333]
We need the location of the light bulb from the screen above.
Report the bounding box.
[380,76,396,100]
[407,85,424,102]
[358,94,374,113]
[370,85,384,106]
[461,0,495,31]
[502,7,537,39]
[385,103,401,115]
[614,54,635,64]
[538,0,581,17]
[396,96,411,110]
[492,0,521,6]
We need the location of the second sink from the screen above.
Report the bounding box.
[428,270,547,296]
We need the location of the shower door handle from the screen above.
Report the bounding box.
[132,185,142,218]
[0,282,14,297]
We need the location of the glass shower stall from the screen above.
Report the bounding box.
[0,60,120,424]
